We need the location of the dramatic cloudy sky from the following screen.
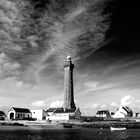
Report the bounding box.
[0,0,140,115]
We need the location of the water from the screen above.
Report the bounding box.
[0,128,140,140]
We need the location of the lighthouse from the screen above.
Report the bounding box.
[45,55,81,121]
[63,55,76,109]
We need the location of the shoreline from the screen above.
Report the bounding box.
[0,120,64,130]
[1,119,140,130]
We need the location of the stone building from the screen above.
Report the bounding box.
[7,107,31,120]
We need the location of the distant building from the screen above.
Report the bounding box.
[132,112,139,117]
[137,113,140,117]
[113,106,133,118]
[0,110,6,120]
[46,108,81,121]
[7,107,32,120]
[31,110,46,120]
[96,110,111,118]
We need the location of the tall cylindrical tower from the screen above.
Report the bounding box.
[63,55,76,109]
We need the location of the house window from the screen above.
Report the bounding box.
[18,113,20,118]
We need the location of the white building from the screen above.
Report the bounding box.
[46,108,81,121]
[7,107,31,120]
[96,110,111,118]
[113,106,133,118]
[31,110,46,120]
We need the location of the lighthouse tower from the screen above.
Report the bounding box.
[63,55,76,109]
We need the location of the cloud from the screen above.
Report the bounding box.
[0,10,12,25]
[0,0,17,11]
[50,100,63,108]
[49,0,109,60]
[0,0,111,86]
[28,0,111,80]
[31,100,46,108]
[0,0,32,54]
[65,6,86,21]
[110,102,119,107]
[84,81,99,89]
[92,103,99,109]
[0,52,20,78]
[102,58,140,78]
[120,95,140,112]
[121,95,135,106]
[0,30,11,41]
[81,80,114,94]
[100,104,107,109]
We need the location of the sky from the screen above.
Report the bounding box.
[0,0,140,115]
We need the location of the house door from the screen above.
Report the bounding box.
[10,113,14,120]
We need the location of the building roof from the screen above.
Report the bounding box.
[54,108,76,113]
[96,110,110,114]
[46,108,56,112]
[46,108,77,114]
[0,111,5,115]
[11,107,31,113]
[122,106,133,113]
